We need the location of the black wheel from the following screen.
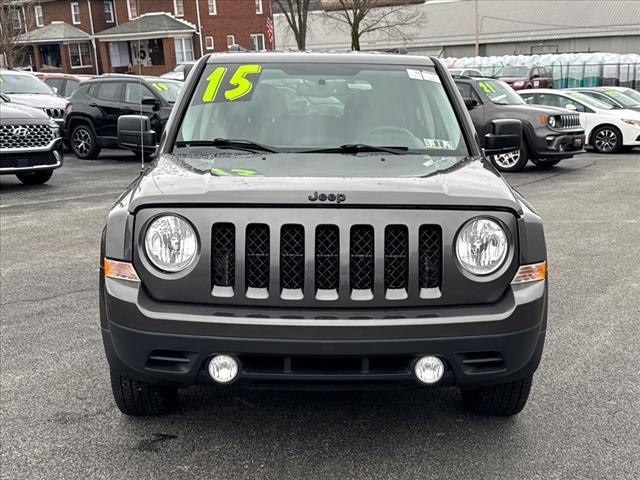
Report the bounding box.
[71,124,101,159]
[591,125,622,154]
[531,158,562,169]
[16,170,53,185]
[110,371,178,416]
[461,375,533,416]
[489,141,529,172]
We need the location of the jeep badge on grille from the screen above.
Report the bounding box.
[308,192,346,203]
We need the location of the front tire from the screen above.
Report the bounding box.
[16,170,53,185]
[110,371,178,416]
[71,124,101,159]
[591,126,622,154]
[489,142,529,172]
[461,375,533,416]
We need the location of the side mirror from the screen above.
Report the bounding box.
[51,86,59,94]
[464,97,478,110]
[118,115,156,150]
[484,119,521,154]
[564,103,577,111]
[0,93,10,102]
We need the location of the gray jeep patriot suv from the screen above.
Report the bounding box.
[100,53,548,417]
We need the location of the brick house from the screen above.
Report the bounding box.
[8,0,273,75]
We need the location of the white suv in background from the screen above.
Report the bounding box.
[519,88,640,153]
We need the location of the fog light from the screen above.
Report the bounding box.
[208,355,239,383]
[414,355,444,384]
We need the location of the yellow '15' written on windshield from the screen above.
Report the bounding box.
[202,64,262,103]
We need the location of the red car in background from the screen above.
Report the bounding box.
[34,72,93,98]
[493,65,553,90]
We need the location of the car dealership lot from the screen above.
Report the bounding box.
[1,151,639,479]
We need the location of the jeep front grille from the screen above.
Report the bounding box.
[211,222,442,302]
[559,114,581,129]
[42,107,65,119]
[0,124,54,150]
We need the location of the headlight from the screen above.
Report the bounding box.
[621,118,640,127]
[548,115,557,128]
[144,215,198,272]
[513,81,524,88]
[456,218,508,276]
[49,119,60,138]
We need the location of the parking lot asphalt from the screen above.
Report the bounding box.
[1,150,639,480]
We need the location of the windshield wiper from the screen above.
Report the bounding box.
[175,138,279,153]
[302,144,409,155]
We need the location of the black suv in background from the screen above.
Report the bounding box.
[63,75,182,159]
[454,76,585,171]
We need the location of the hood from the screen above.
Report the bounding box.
[7,93,67,109]
[126,153,522,214]
[0,102,49,121]
[498,104,574,116]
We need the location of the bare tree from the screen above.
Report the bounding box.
[0,1,34,68]
[273,0,313,50]
[321,0,424,51]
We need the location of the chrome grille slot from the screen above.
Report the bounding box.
[245,224,270,297]
[0,124,54,150]
[280,224,305,298]
[315,225,339,299]
[350,225,375,300]
[211,223,235,297]
[419,225,442,297]
[384,225,409,299]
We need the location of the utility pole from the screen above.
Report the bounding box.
[474,0,480,56]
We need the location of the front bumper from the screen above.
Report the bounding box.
[0,139,63,174]
[101,275,548,389]
[531,131,585,159]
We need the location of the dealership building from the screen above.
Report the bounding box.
[274,0,640,57]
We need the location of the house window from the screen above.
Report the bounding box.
[174,0,184,17]
[34,5,44,27]
[127,0,137,20]
[255,0,263,14]
[250,33,265,51]
[174,37,194,63]
[104,1,114,23]
[69,42,92,68]
[9,8,22,30]
[70,2,81,25]
[208,0,217,15]
[205,36,214,50]
[226,35,235,48]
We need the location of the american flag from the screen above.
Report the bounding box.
[266,6,274,49]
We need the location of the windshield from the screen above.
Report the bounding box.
[477,79,525,105]
[601,90,639,107]
[619,88,640,103]
[150,80,182,103]
[495,66,529,77]
[566,91,613,110]
[0,73,55,95]
[176,62,468,175]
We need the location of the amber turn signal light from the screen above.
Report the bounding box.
[103,258,140,282]
[512,261,547,284]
